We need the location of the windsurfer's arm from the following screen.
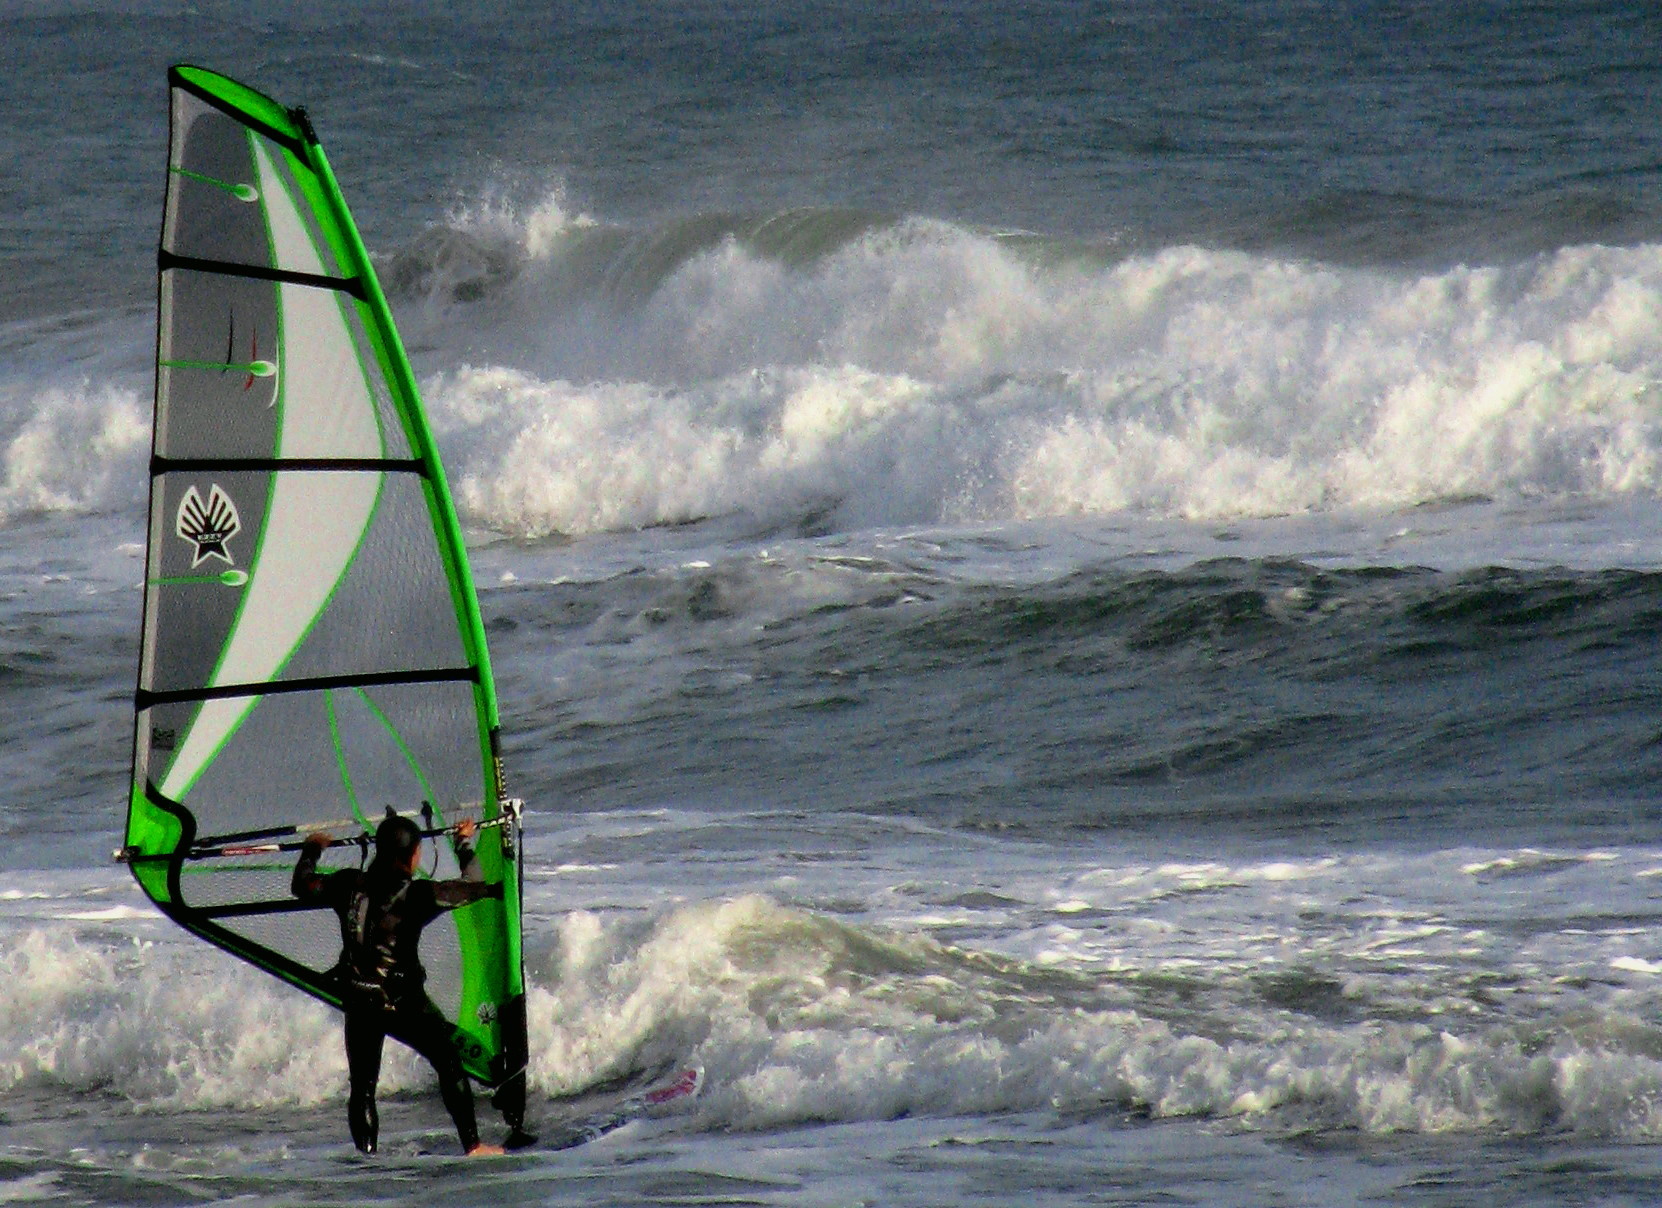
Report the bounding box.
[432,818,503,907]
[453,817,482,881]
[292,831,333,902]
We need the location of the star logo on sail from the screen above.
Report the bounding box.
[176,484,243,567]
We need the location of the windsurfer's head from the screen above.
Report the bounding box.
[374,810,422,872]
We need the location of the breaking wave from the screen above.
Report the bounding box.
[11,884,1662,1139]
[408,199,1662,537]
[3,198,1660,539]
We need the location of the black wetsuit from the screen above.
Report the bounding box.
[293,837,498,1154]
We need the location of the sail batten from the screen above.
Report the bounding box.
[125,66,527,1104]
[136,665,481,708]
[152,456,427,473]
[157,250,367,297]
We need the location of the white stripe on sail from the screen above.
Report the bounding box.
[254,135,381,455]
[159,137,385,800]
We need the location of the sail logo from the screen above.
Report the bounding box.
[176,484,242,567]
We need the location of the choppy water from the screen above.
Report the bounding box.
[4,1,1662,1204]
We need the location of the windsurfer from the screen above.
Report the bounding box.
[293,811,509,1156]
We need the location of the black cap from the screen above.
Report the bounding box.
[375,808,422,863]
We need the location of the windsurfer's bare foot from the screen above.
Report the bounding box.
[466,1143,506,1157]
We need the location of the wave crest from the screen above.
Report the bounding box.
[418,232,1662,536]
[15,891,1662,1137]
[3,201,1659,538]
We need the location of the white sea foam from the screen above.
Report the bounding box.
[8,843,1662,1140]
[524,890,1662,1137]
[420,225,1662,538]
[0,929,344,1109]
[0,378,147,522]
[2,223,1659,543]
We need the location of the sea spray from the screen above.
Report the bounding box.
[8,840,1662,1133]
[413,224,1662,538]
[0,929,344,1109]
[0,380,147,523]
[521,886,1662,1137]
[1,218,1656,539]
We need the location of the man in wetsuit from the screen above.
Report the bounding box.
[293,811,507,1157]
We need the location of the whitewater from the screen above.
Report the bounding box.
[9,212,1661,538]
[5,1,1662,1204]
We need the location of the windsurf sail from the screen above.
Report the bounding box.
[123,65,527,1116]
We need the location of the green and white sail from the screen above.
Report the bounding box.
[125,65,527,1110]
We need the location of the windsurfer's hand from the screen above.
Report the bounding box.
[454,818,477,842]
[304,831,331,848]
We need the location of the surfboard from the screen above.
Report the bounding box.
[120,65,528,1125]
[540,1065,704,1150]
[402,1066,701,1156]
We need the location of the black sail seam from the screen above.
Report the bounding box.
[194,899,326,919]
[151,456,427,476]
[159,249,368,300]
[136,666,480,711]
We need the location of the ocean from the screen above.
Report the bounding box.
[4,0,1662,1203]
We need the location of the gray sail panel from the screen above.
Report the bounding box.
[164,93,276,269]
[157,271,414,463]
[139,469,273,697]
[142,471,468,701]
[166,89,344,280]
[156,268,283,452]
[276,474,470,682]
[150,680,487,839]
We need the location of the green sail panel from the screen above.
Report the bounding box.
[126,66,526,1105]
